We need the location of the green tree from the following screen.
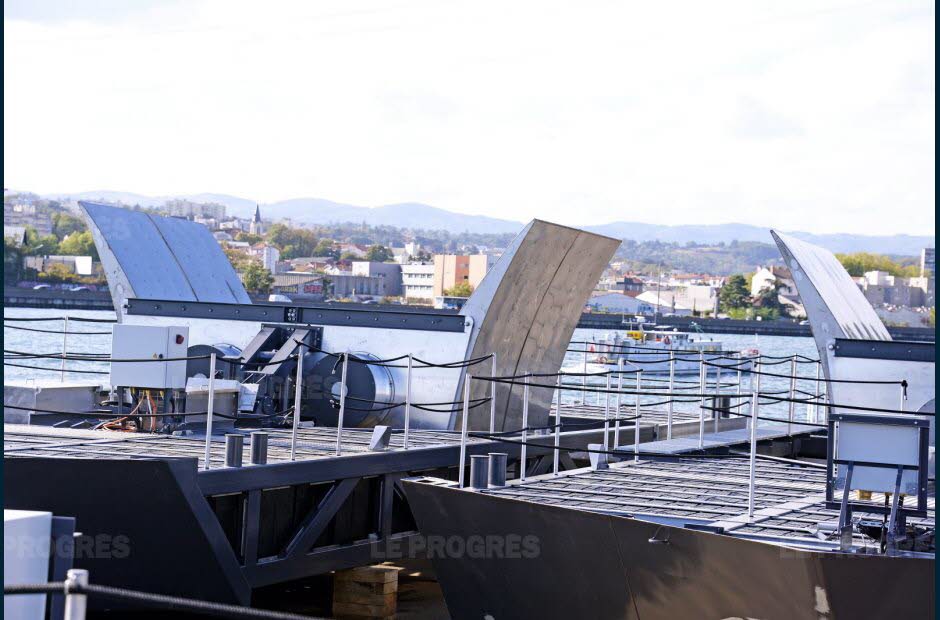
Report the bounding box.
[835,252,919,277]
[313,239,338,259]
[242,261,274,294]
[443,282,474,297]
[58,231,99,260]
[4,237,23,282]
[51,212,86,240]
[365,244,392,262]
[24,228,60,256]
[38,262,78,284]
[236,232,263,245]
[719,274,750,312]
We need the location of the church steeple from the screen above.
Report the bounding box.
[250,204,264,235]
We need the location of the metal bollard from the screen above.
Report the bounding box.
[458,377,471,487]
[469,455,489,490]
[488,452,508,487]
[64,568,88,620]
[335,352,349,456]
[553,374,562,476]
[290,348,304,461]
[224,434,244,468]
[403,353,413,449]
[520,375,530,482]
[203,353,217,470]
[250,432,268,465]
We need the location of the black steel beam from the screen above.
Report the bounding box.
[125,298,469,333]
[832,338,936,363]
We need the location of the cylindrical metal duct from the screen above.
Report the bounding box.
[303,351,396,427]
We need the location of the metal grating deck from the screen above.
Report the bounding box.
[3,424,481,470]
[478,457,935,547]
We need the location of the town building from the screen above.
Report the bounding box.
[247,243,280,273]
[401,263,435,301]
[620,276,644,297]
[432,254,495,297]
[4,225,28,246]
[921,247,935,278]
[24,255,97,276]
[351,261,403,296]
[163,199,226,220]
[855,271,930,307]
[4,203,53,236]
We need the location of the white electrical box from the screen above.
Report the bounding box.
[110,325,189,389]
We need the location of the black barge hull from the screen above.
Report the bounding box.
[402,479,935,620]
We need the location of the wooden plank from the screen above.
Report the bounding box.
[333,579,397,597]
[334,565,400,584]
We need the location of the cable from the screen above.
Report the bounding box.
[3,324,112,335]
[3,581,326,620]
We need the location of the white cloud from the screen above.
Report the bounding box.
[3,0,934,235]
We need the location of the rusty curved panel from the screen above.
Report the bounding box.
[458,220,620,431]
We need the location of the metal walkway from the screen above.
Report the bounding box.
[615,422,818,455]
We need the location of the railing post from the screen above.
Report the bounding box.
[667,353,675,440]
[553,374,562,475]
[787,355,797,436]
[603,372,611,451]
[614,359,623,447]
[634,369,642,462]
[403,353,413,449]
[747,360,762,519]
[698,351,706,449]
[335,352,348,456]
[520,375,530,481]
[713,359,721,433]
[489,354,497,434]
[63,568,88,620]
[458,376,471,487]
[60,316,69,381]
[811,360,822,423]
[581,348,588,406]
[290,348,305,460]
[203,353,217,470]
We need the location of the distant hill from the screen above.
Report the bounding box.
[586,222,934,256]
[263,198,523,234]
[38,190,933,255]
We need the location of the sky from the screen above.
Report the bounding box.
[4,0,935,235]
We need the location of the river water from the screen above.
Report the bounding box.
[4,307,822,424]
